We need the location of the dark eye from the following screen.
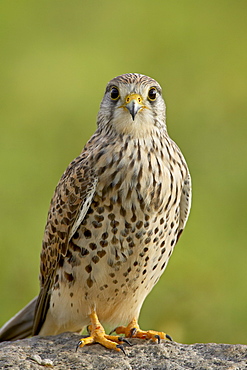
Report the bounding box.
[110,86,120,100]
[148,87,157,101]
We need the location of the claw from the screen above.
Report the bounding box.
[116,344,126,355]
[166,334,173,341]
[129,327,137,337]
[109,327,117,335]
[76,340,83,352]
[155,334,161,344]
[113,317,172,344]
[118,337,133,346]
[76,310,129,353]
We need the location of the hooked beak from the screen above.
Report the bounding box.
[124,94,144,120]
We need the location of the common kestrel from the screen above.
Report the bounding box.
[0,73,191,352]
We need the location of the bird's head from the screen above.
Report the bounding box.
[97,73,167,137]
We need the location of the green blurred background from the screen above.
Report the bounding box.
[1,1,247,345]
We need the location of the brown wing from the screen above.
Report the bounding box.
[177,172,192,243]
[33,154,98,335]
[169,139,192,244]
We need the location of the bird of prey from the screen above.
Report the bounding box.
[0,73,191,352]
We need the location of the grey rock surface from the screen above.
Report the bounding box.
[0,332,246,369]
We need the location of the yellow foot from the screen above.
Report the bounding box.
[76,310,131,353]
[111,318,172,344]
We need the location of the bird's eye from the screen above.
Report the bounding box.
[110,86,120,100]
[148,87,157,101]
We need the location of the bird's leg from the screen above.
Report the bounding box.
[76,310,128,353]
[112,318,173,343]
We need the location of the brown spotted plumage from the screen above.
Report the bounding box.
[0,73,191,351]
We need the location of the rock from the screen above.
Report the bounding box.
[0,332,246,369]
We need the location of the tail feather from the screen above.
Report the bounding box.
[0,296,37,341]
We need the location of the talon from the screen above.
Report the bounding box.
[109,327,117,335]
[76,310,127,352]
[130,327,137,337]
[116,344,126,355]
[166,334,173,341]
[118,337,133,346]
[76,340,83,352]
[122,338,133,346]
[155,334,161,344]
[112,317,172,345]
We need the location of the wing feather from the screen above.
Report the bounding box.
[33,154,97,335]
[177,173,192,242]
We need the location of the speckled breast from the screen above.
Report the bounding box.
[54,137,184,324]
